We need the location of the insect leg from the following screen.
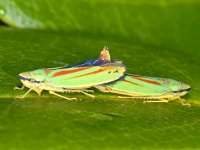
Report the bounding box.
[80,91,95,99]
[178,98,191,107]
[14,85,25,91]
[143,99,168,103]
[166,97,191,106]
[49,91,77,101]
[64,89,94,98]
[34,88,43,96]
[15,88,33,99]
[64,89,94,93]
[82,90,94,93]
[117,96,133,99]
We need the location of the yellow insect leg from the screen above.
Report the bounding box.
[143,99,169,103]
[49,91,77,101]
[15,88,33,99]
[80,91,95,99]
[117,96,133,99]
[14,85,25,91]
[178,98,191,107]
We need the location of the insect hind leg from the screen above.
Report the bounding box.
[49,91,77,101]
[81,89,94,93]
[143,99,169,103]
[64,89,95,99]
[117,96,134,99]
[80,91,95,99]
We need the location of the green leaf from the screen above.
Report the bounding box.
[1,0,200,55]
[0,28,200,150]
[0,0,200,149]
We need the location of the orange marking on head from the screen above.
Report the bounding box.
[134,77,162,86]
[52,67,89,77]
[44,69,52,75]
[123,79,143,86]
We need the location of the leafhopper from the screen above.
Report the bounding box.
[15,47,126,100]
[95,74,191,106]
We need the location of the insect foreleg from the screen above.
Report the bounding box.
[165,97,191,107]
[14,85,25,91]
[15,88,33,99]
[49,91,77,101]
[178,98,191,107]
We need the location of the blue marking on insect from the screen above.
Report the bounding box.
[18,75,42,83]
[66,46,111,67]
[173,88,191,94]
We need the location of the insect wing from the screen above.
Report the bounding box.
[96,75,170,96]
[45,66,125,89]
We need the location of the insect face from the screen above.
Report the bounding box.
[169,79,191,96]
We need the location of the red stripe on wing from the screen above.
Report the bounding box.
[52,67,89,77]
[134,77,162,86]
[65,68,109,80]
[123,79,143,86]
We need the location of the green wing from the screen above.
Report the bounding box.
[44,66,125,89]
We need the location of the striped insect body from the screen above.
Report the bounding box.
[95,74,191,106]
[15,46,191,106]
[15,47,126,100]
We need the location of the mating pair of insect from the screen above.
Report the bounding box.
[15,47,191,106]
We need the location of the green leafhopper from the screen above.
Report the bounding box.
[95,74,191,106]
[15,47,126,100]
